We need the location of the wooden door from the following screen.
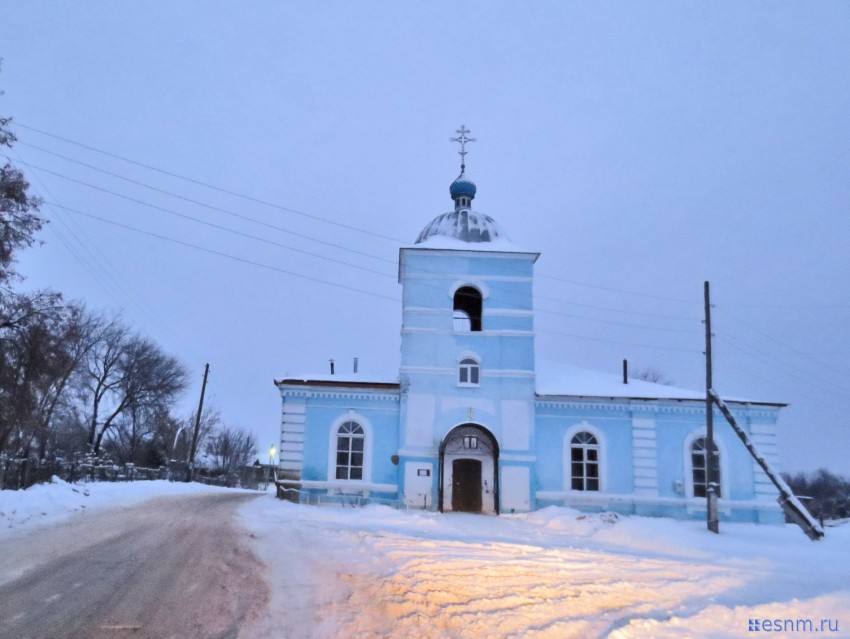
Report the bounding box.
[452,459,482,512]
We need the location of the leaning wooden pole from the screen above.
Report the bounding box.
[709,390,824,541]
[704,281,720,533]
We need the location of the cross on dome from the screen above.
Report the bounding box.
[450,125,476,172]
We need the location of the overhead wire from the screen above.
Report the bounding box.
[13,122,708,312]
[5,149,162,327]
[14,142,703,338]
[14,122,404,244]
[46,202,401,303]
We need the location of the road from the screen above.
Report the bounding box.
[0,491,268,639]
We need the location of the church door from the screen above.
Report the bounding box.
[452,459,482,512]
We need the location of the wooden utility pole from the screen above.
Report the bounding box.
[188,363,210,481]
[704,282,719,533]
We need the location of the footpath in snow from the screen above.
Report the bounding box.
[2,480,848,638]
[239,494,850,639]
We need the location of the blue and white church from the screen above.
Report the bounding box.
[274,131,785,524]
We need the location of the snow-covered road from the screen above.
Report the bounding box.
[2,480,848,638]
[0,489,265,639]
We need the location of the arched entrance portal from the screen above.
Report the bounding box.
[439,424,499,514]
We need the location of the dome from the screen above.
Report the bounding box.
[449,173,477,198]
[415,209,506,244]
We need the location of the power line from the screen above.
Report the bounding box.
[14,158,399,274]
[7,148,162,327]
[17,158,703,336]
[536,326,701,354]
[49,202,401,303]
[15,122,713,308]
[716,306,850,379]
[17,160,396,280]
[14,122,404,244]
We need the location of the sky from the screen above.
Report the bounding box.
[2,2,849,474]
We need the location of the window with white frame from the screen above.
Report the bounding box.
[335,420,365,480]
[690,437,721,498]
[458,357,480,385]
[570,431,600,491]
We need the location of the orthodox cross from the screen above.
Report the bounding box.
[450,125,476,172]
[467,407,475,422]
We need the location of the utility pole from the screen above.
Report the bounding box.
[188,363,210,481]
[704,282,719,533]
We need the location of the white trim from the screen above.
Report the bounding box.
[397,447,439,457]
[404,307,532,317]
[327,412,373,485]
[535,490,782,512]
[500,454,537,463]
[449,280,490,299]
[277,479,399,494]
[401,365,534,378]
[563,421,607,493]
[402,328,535,337]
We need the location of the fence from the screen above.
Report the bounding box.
[276,485,403,509]
[0,454,267,491]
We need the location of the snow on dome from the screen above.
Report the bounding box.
[415,209,507,244]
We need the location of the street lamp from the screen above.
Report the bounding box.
[269,444,277,488]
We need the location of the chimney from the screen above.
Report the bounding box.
[329,359,335,375]
[353,357,359,374]
[623,359,628,384]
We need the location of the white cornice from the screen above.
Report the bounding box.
[281,388,400,402]
[402,327,535,337]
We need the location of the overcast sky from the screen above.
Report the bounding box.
[3,2,849,474]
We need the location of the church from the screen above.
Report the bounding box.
[274,129,785,524]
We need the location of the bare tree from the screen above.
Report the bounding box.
[630,366,673,385]
[0,297,101,455]
[0,104,44,286]
[77,320,188,457]
[204,425,257,475]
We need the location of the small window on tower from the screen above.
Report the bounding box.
[458,358,480,386]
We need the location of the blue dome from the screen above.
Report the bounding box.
[449,173,477,198]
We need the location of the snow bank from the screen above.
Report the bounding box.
[240,495,850,639]
[0,477,238,537]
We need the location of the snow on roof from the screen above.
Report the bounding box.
[536,360,704,400]
[277,366,400,387]
[535,360,783,405]
[277,361,782,404]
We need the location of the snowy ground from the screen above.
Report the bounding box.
[3,480,849,638]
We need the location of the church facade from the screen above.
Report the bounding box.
[274,144,785,524]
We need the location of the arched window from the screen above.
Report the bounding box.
[458,357,480,385]
[335,420,365,480]
[453,286,482,332]
[690,437,720,497]
[570,431,600,491]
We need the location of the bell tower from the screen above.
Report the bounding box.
[397,127,540,513]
